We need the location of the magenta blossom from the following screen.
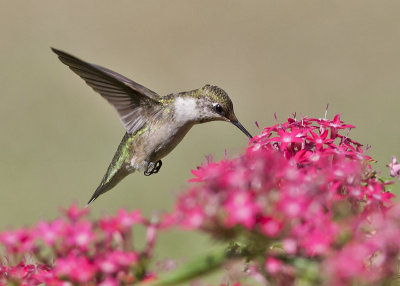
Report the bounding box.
[387,156,400,180]
[0,205,155,285]
[1,113,400,285]
[170,113,399,284]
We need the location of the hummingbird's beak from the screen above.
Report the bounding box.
[231,120,253,139]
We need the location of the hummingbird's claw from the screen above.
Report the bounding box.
[144,160,162,176]
[153,160,162,174]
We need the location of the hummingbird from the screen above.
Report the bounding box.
[51,48,253,205]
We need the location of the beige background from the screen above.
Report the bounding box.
[1,0,400,282]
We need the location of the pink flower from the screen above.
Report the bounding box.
[259,216,282,237]
[265,257,282,274]
[54,254,96,283]
[0,228,35,254]
[362,180,394,207]
[5,262,37,283]
[306,129,334,150]
[318,114,355,138]
[180,207,205,229]
[116,209,145,229]
[387,156,400,180]
[61,203,88,221]
[282,239,297,255]
[301,225,338,256]
[36,218,65,245]
[269,128,304,151]
[278,195,308,218]
[67,221,94,249]
[100,209,145,234]
[325,243,372,283]
[223,191,260,229]
[97,251,138,274]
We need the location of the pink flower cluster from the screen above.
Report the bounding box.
[324,202,400,285]
[1,113,399,285]
[170,114,399,284]
[0,205,156,285]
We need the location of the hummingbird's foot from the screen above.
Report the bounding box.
[153,160,162,174]
[144,160,162,176]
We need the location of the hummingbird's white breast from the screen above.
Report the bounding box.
[173,97,201,123]
[173,97,215,124]
[129,97,212,170]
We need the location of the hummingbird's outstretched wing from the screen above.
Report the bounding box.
[52,48,161,135]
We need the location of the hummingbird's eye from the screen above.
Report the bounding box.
[213,103,225,115]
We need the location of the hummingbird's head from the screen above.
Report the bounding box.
[195,85,253,138]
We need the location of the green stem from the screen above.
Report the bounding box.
[138,244,242,286]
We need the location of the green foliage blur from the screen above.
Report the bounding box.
[1,1,400,283]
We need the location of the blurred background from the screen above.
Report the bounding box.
[1,0,400,282]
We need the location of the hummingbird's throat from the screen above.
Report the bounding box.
[173,97,201,123]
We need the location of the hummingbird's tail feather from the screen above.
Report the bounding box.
[86,177,122,206]
[86,167,130,206]
[87,185,105,206]
[86,133,133,206]
[87,181,113,206]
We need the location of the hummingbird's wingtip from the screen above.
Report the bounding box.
[51,47,68,57]
[51,48,68,62]
[50,47,60,54]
